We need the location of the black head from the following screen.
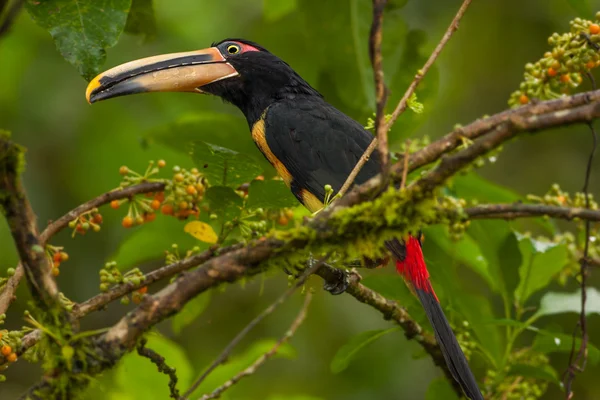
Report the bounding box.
[86,38,321,126]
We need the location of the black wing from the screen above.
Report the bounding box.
[264,97,381,203]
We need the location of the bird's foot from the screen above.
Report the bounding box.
[322,267,349,295]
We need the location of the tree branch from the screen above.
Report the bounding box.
[0,181,166,315]
[464,203,600,222]
[370,0,389,170]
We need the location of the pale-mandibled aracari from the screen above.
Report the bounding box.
[85,39,483,400]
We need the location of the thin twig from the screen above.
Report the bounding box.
[337,0,473,198]
[0,181,165,315]
[383,0,473,132]
[0,0,24,39]
[137,338,180,399]
[370,0,389,171]
[199,292,313,400]
[563,110,597,397]
[181,255,329,399]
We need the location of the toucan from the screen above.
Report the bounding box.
[86,39,483,400]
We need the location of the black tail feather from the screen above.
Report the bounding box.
[415,288,483,400]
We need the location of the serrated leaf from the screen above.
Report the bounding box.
[535,288,600,318]
[514,235,568,306]
[26,0,132,80]
[330,327,399,373]
[172,292,211,335]
[533,330,600,365]
[263,0,297,22]
[205,186,243,221]
[508,363,560,385]
[125,0,157,41]
[184,221,218,244]
[191,141,262,188]
[425,378,460,400]
[246,179,298,210]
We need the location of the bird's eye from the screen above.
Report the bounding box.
[227,44,240,55]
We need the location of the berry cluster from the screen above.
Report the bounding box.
[99,261,147,304]
[0,314,23,374]
[68,208,104,236]
[454,320,477,361]
[110,161,206,229]
[485,351,550,399]
[46,246,69,277]
[509,13,600,107]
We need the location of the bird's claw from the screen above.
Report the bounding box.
[323,268,349,295]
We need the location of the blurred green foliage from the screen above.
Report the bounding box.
[1,0,600,399]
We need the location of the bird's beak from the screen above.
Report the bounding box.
[85,47,238,104]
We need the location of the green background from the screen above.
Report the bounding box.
[1,0,600,398]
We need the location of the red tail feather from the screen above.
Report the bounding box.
[395,236,438,301]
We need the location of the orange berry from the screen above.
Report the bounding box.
[144,213,156,223]
[161,204,174,215]
[560,74,570,83]
[138,286,148,294]
[59,252,69,262]
[1,345,12,356]
[547,67,557,77]
[174,173,185,182]
[150,199,161,210]
[186,185,197,195]
[6,353,17,363]
[285,209,294,219]
[119,166,129,175]
[190,168,199,175]
[132,294,142,304]
[590,24,600,34]
[255,175,264,181]
[51,267,60,276]
[154,192,165,202]
[587,60,596,70]
[76,224,86,235]
[519,94,529,105]
[122,216,134,228]
[53,252,62,263]
[277,216,289,226]
[179,201,189,210]
[93,213,103,224]
[110,200,120,209]
[157,160,166,168]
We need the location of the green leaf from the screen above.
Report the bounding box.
[267,396,324,400]
[115,334,194,398]
[205,186,243,221]
[424,225,494,290]
[172,292,211,335]
[508,363,560,385]
[425,378,460,400]
[125,0,157,41]
[246,180,298,210]
[466,220,521,297]
[191,142,262,188]
[263,0,297,22]
[567,0,594,19]
[535,288,600,318]
[330,327,399,373]
[450,172,520,203]
[26,0,132,80]
[514,235,568,306]
[533,330,600,365]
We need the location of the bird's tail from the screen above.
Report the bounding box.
[385,236,483,400]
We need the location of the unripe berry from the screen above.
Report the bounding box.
[119,166,129,175]
[157,160,166,168]
[174,173,185,182]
